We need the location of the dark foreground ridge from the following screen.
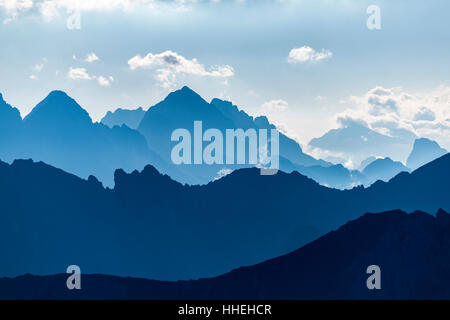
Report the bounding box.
[2,208,450,300]
[1,152,450,281]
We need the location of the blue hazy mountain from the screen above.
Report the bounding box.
[309,120,416,164]
[137,86,372,187]
[101,107,146,129]
[279,156,365,189]
[2,208,450,300]
[0,93,22,162]
[1,88,363,188]
[0,90,174,186]
[362,157,410,185]
[210,98,330,167]
[359,156,377,170]
[138,87,331,184]
[406,137,448,170]
[0,152,449,280]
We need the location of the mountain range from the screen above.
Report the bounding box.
[2,208,450,299]
[1,87,447,189]
[101,106,145,130]
[309,119,417,165]
[0,91,177,186]
[1,150,450,280]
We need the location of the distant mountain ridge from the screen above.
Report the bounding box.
[101,106,146,129]
[309,120,416,165]
[2,208,450,299]
[407,137,448,170]
[362,157,410,185]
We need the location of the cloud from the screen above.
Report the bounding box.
[288,46,332,64]
[0,0,33,22]
[128,50,234,88]
[67,67,113,87]
[31,57,47,73]
[85,53,99,63]
[336,85,450,149]
[261,99,288,112]
[414,106,436,122]
[67,67,93,80]
[0,0,225,21]
[97,75,114,87]
[33,63,44,72]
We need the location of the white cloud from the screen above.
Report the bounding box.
[33,63,44,72]
[85,53,99,63]
[32,57,47,72]
[0,0,224,21]
[288,46,332,64]
[128,50,234,77]
[0,0,33,22]
[97,75,114,87]
[67,67,93,80]
[336,85,450,150]
[67,67,113,87]
[29,74,37,80]
[128,50,234,88]
[261,99,288,111]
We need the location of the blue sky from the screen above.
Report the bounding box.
[1,0,450,151]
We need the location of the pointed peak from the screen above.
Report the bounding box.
[413,137,441,148]
[156,86,209,111]
[167,86,202,100]
[24,90,92,124]
[47,90,70,98]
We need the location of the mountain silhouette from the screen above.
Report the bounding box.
[2,208,450,299]
[0,91,177,186]
[1,152,450,280]
[406,137,448,170]
[137,86,334,185]
[0,93,22,162]
[101,107,146,129]
[362,157,410,185]
[309,120,416,165]
[1,88,376,189]
[359,156,377,170]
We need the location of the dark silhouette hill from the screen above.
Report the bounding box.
[406,137,447,170]
[101,107,146,129]
[2,208,450,299]
[1,152,450,281]
[362,157,410,185]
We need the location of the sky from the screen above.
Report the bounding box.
[1,0,450,151]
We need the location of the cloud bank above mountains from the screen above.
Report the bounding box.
[337,85,450,149]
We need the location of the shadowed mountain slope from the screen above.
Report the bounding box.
[2,209,450,299]
[0,152,450,280]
